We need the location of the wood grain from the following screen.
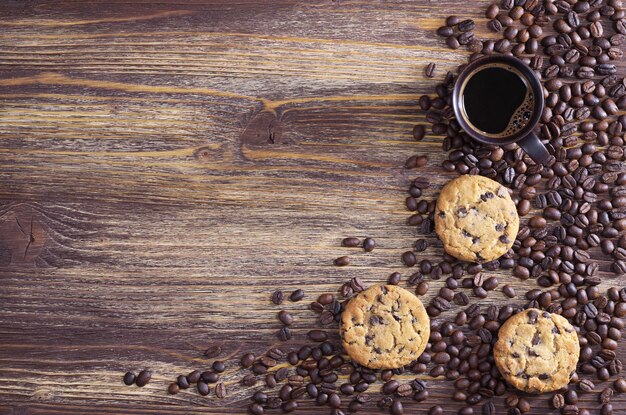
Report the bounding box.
[0,1,625,414]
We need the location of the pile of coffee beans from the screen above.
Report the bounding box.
[402,0,626,413]
[238,0,626,414]
[124,1,626,414]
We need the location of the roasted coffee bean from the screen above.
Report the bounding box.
[382,380,400,395]
[342,237,360,247]
[278,327,291,341]
[447,36,461,49]
[415,239,428,252]
[600,387,614,404]
[187,370,201,384]
[203,344,223,358]
[278,310,294,326]
[552,393,565,409]
[488,19,503,33]
[265,374,277,388]
[391,400,404,415]
[387,272,401,285]
[482,402,495,415]
[425,63,437,78]
[437,26,454,37]
[486,4,499,19]
[591,21,604,37]
[177,375,190,389]
[271,290,284,305]
[517,398,530,413]
[200,365,219,383]
[215,382,226,398]
[402,251,417,267]
[241,353,256,368]
[212,361,225,373]
[249,403,264,415]
[197,381,210,396]
[565,389,578,405]
[289,289,304,302]
[308,330,328,342]
[123,372,136,386]
[266,397,281,409]
[334,256,350,266]
[503,285,516,298]
[458,19,475,32]
[429,405,444,415]
[601,404,613,415]
[413,125,426,141]
[579,379,595,392]
[510,5,524,20]
[135,370,151,387]
[363,237,376,252]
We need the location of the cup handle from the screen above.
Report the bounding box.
[518,132,550,164]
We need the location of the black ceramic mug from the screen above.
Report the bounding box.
[452,55,550,164]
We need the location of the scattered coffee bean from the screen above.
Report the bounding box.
[177,375,190,389]
[278,326,291,341]
[203,344,222,358]
[187,370,201,384]
[333,255,350,266]
[600,387,614,404]
[503,285,516,298]
[212,361,225,373]
[429,406,444,415]
[552,393,565,409]
[290,289,304,301]
[363,237,376,252]
[579,379,595,392]
[615,378,626,392]
[168,382,180,395]
[135,370,151,387]
[342,237,361,247]
[425,63,437,78]
[249,403,264,415]
[388,272,401,285]
[271,290,284,305]
[123,372,136,386]
[242,374,256,387]
[215,382,226,398]
[197,381,210,396]
[278,310,294,326]
[413,124,426,141]
[201,370,219,383]
[391,400,404,415]
[308,330,328,342]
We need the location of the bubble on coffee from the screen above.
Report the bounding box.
[503,94,534,136]
[460,63,534,138]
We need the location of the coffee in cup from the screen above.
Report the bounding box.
[452,55,550,164]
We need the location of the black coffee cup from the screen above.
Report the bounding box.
[452,55,550,164]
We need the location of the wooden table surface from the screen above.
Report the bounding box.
[1,1,625,414]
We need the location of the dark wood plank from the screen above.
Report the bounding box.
[0,1,625,414]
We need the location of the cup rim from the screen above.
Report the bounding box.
[452,55,544,146]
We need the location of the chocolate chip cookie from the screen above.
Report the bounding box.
[341,284,430,369]
[435,174,519,263]
[494,308,580,393]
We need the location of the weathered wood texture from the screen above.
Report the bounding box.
[0,1,625,414]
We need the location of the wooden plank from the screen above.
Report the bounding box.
[0,1,625,414]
